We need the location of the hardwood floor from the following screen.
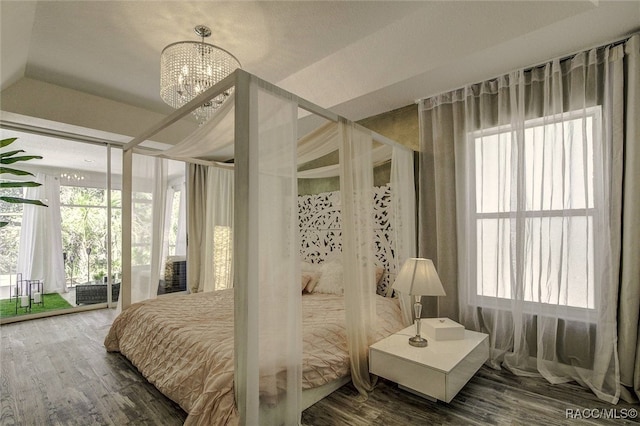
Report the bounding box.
[302,369,640,426]
[1,309,638,425]
[1,308,187,425]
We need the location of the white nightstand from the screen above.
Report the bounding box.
[369,324,489,403]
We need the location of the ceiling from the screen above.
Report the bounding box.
[1,1,639,173]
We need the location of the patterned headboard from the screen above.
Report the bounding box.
[298,184,397,296]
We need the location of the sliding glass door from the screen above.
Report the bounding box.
[0,132,121,321]
[1,128,187,322]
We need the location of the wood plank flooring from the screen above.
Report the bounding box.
[1,308,187,425]
[302,368,640,426]
[1,309,638,425]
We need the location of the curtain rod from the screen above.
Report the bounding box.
[518,31,636,73]
[415,31,638,104]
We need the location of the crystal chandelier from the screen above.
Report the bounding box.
[160,25,241,123]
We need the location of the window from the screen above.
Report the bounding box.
[0,186,23,287]
[213,225,232,290]
[470,107,601,313]
[131,192,153,266]
[59,185,122,284]
[166,186,182,256]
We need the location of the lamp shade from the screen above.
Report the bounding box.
[392,258,446,296]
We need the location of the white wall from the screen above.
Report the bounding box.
[1,77,197,145]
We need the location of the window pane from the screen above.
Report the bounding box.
[477,216,595,309]
[476,218,512,299]
[110,146,123,282]
[213,225,232,290]
[475,132,512,213]
[167,189,181,255]
[0,187,23,286]
[522,216,594,309]
[110,189,122,279]
[132,195,152,266]
[525,117,594,211]
[476,115,595,214]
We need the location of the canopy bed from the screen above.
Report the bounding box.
[105,69,416,425]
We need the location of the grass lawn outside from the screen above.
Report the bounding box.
[0,293,73,318]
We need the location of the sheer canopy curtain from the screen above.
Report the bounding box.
[127,154,168,304]
[390,145,416,326]
[17,173,66,294]
[419,34,639,403]
[234,77,301,425]
[187,164,234,293]
[204,166,234,292]
[339,119,377,398]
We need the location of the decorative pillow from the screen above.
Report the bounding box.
[302,271,321,293]
[313,261,344,295]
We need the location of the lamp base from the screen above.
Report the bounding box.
[410,308,428,347]
[408,335,429,347]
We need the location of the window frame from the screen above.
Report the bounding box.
[465,106,603,321]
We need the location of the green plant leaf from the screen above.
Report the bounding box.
[0,149,25,159]
[0,166,35,176]
[0,196,48,207]
[0,137,47,211]
[1,155,43,165]
[0,138,17,148]
[0,181,41,189]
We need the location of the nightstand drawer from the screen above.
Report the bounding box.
[370,348,448,400]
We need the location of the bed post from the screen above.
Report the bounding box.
[121,148,132,309]
[233,69,259,424]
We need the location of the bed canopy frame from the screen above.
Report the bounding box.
[120,69,416,424]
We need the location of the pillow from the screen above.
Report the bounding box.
[301,273,312,292]
[375,266,385,285]
[312,261,344,295]
[301,260,322,293]
[301,261,322,272]
[302,271,321,293]
[310,262,386,295]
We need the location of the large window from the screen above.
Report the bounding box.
[0,135,124,319]
[470,107,601,313]
[59,186,121,284]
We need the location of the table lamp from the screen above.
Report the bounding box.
[392,258,446,347]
